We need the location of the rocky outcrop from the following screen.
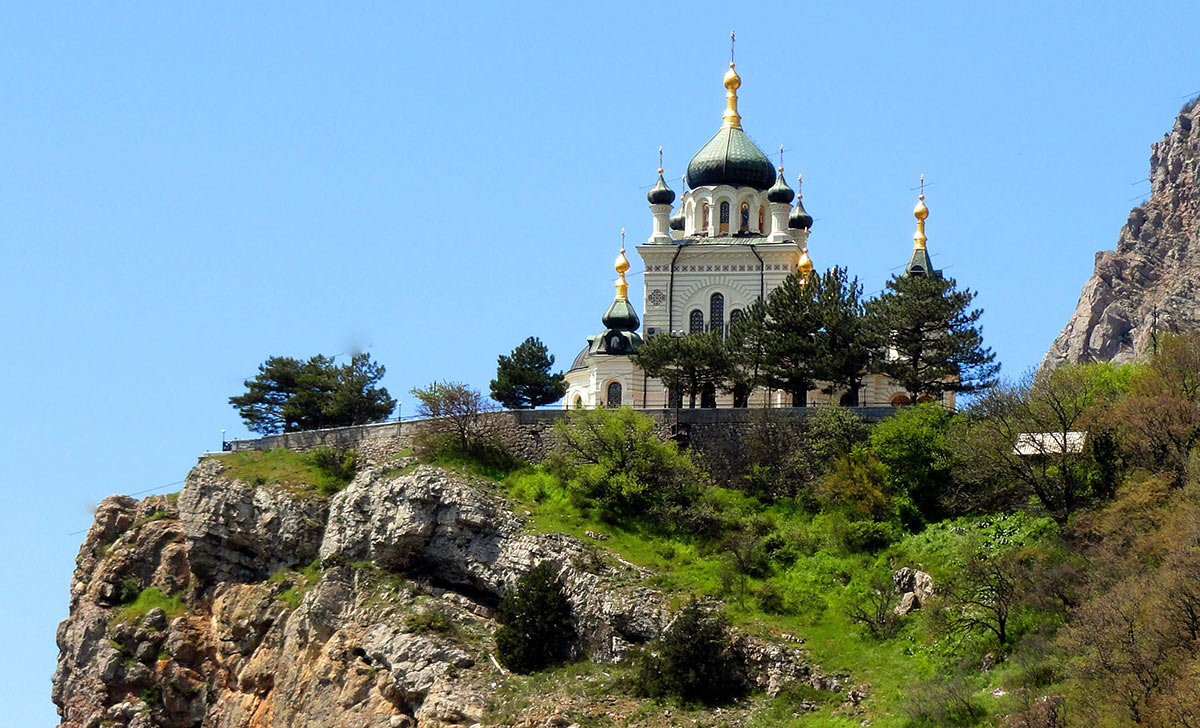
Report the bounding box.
[54,460,841,727]
[1043,99,1200,368]
[892,567,934,616]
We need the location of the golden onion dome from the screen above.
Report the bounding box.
[615,248,631,275]
[914,194,929,221]
[798,249,814,274]
[723,63,741,91]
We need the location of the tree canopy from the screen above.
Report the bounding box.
[229,353,396,435]
[632,330,733,408]
[867,273,998,401]
[490,337,566,409]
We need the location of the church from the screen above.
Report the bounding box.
[563,55,947,411]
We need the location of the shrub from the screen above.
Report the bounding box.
[406,605,456,635]
[495,563,576,673]
[312,446,358,485]
[901,668,984,726]
[844,572,898,639]
[546,407,706,522]
[633,599,744,705]
[841,519,898,553]
[755,581,788,614]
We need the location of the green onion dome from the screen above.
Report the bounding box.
[766,167,794,204]
[669,206,686,231]
[685,126,776,190]
[647,171,676,205]
[789,197,813,230]
[602,297,640,332]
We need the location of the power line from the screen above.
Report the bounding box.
[67,479,187,535]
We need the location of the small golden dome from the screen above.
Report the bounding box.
[615,248,630,275]
[798,249,813,274]
[914,194,929,221]
[724,63,741,91]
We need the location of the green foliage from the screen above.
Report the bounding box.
[229,353,396,435]
[312,446,358,485]
[633,599,743,705]
[632,330,734,408]
[731,267,874,404]
[495,562,576,673]
[546,406,705,522]
[411,380,501,456]
[818,444,894,521]
[273,559,321,610]
[214,448,354,498]
[406,605,456,635]
[867,273,998,399]
[490,336,567,409]
[140,685,162,707]
[114,587,186,624]
[870,403,956,525]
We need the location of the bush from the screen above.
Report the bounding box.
[495,563,576,673]
[313,446,358,484]
[546,407,706,522]
[633,599,744,705]
[841,519,898,553]
[406,605,456,635]
[755,581,788,614]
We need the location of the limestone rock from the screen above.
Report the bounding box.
[893,567,934,615]
[1044,99,1200,368]
[54,459,846,727]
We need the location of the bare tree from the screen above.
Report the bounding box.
[410,381,497,454]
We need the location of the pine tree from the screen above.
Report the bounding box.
[730,267,873,406]
[489,337,566,409]
[867,274,999,400]
[230,353,395,435]
[632,331,733,408]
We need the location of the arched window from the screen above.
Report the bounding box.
[701,202,710,233]
[719,201,730,233]
[840,387,860,407]
[758,205,766,232]
[916,394,937,404]
[890,393,913,407]
[572,395,583,409]
[689,309,704,333]
[733,383,750,408]
[729,308,744,328]
[739,202,750,232]
[668,385,683,409]
[606,381,623,408]
[709,293,724,336]
[701,383,717,409]
[792,390,807,407]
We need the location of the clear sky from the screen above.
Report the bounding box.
[3,2,1197,723]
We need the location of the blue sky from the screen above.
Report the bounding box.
[3,2,1197,723]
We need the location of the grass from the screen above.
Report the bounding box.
[499,467,1058,727]
[113,587,186,625]
[131,510,175,529]
[212,448,355,498]
[271,559,322,609]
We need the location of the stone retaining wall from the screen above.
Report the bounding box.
[226,407,897,471]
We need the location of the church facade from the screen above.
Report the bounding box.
[564,59,949,411]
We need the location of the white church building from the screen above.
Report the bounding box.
[564,58,948,411]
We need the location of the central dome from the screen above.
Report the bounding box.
[686,126,777,190]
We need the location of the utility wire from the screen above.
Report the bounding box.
[67,479,187,535]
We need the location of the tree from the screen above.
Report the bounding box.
[495,562,577,673]
[490,337,567,409]
[410,381,495,454]
[963,366,1124,524]
[939,546,1026,648]
[1114,332,1200,483]
[731,267,874,406]
[811,267,878,400]
[230,353,395,435]
[633,599,744,705]
[325,353,398,427]
[545,406,704,520]
[870,403,956,525]
[867,273,998,401]
[632,331,733,408]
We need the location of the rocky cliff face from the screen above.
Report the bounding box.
[1043,99,1200,369]
[54,459,842,728]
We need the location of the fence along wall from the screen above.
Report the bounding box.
[225,406,896,469]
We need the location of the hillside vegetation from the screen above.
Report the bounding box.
[433,331,1200,727]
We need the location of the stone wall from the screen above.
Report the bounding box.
[226,407,896,469]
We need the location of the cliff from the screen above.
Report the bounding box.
[54,457,842,728]
[1043,98,1200,368]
